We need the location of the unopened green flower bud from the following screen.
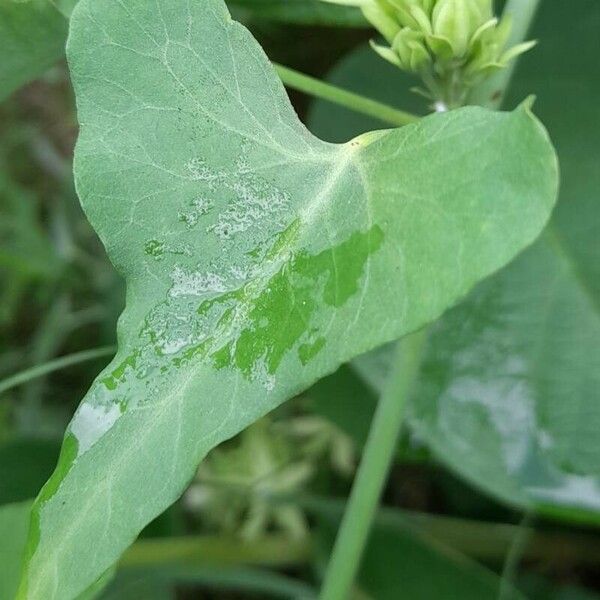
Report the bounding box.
[322,0,537,109]
[383,0,434,32]
[369,39,403,68]
[362,1,401,43]
[468,0,494,23]
[498,39,537,66]
[392,28,431,71]
[420,0,437,17]
[378,0,422,30]
[431,0,479,56]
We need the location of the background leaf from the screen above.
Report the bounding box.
[308,0,600,519]
[0,0,366,106]
[409,0,600,521]
[228,0,367,26]
[313,501,527,599]
[19,0,557,597]
[0,0,68,102]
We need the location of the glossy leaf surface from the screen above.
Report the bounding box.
[0,0,68,101]
[309,0,600,518]
[19,0,557,597]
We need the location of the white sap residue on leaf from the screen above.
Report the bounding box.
[229,264,254,281]
[527,474,600,512]
[251,360,276,392]
[440,354,534,473]
[185,158,222,186]
[537,429,555,451]
[70,402,122,454]
[208,175,290,241]
[169,266,228,297]
[179,196,214,229]
[235,153,251,175]
[161,335,193,355]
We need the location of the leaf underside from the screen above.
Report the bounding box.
[19,0,557,597]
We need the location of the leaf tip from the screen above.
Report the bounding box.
[519,94,537,113]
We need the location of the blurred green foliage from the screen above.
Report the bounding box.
[0,1,599,599]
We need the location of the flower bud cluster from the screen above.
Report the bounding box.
[328,0,536,108]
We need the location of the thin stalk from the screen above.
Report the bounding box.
[469,0,542,108]
[0,346,116,396]
[319,330,428,600]
[499,512,533,600]
[273,63,420,128]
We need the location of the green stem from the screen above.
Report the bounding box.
[499,512,533,600]
[273,63,420,128]
[319,330,428,600]
[469,0,542,108]
[0,346,116,396]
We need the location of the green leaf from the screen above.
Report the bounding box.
[0,501,31,600]
[309,0,600,520]
[507,0,600,306]
[409,235,600,518]
[314,503,526,599]
[0,0,68,102]
[307,365,428,462]
[356,527,524,600]
[409,0,600,521]
[0,500,114,600]
[228,0,367,26]
[19,0,557,597]
[0,0,365,103]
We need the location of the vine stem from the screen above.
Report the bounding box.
[273,63,420,127]
[469,0,542,108]
[0,346,116,396]
[319,330,428,600]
